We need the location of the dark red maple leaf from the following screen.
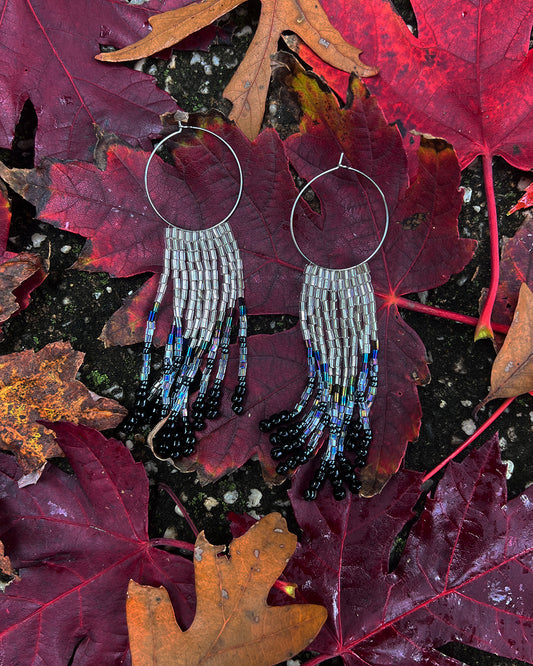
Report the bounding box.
[0,0,198,161]
[0,422,195,664]
[279,62,476,494]
[286,434,533,664]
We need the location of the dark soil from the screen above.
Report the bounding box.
[1,0,532,664]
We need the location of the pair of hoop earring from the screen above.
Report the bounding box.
[129,122,389,501]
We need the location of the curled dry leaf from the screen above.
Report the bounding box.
[127,513,326,666]
[96,0,377,140]
[481,283,533,407]
[0,341,126,474]
[0,541,19,592]
[0,182,47,337]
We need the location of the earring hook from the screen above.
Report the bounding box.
[144,122,244,230]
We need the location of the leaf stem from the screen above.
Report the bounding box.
[150,537,195,552]
[422,396,515,483]
[386,294,509,334]
[159,482,199,537]
[474,153,499,340]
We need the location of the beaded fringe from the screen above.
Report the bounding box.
[129,221,247,460]
[260,263,378,500]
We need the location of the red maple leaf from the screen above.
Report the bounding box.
[288,0,533,338]
[286,434,533,663]
[0,423,195,664]
[0,0,196,161]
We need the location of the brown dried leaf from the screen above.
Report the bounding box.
[127,513,327,666]
[483,283,533,404]
[96,0,377,139]
[0,341,127,474]
[0,540,19,592]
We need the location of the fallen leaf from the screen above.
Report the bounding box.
[279,59,476,495]
[96,0,377,140]
[0,541,19,592]
[283,0,533,171]
[0,341,126,474]
[0,423,195,664]
[489,216,533,333]
[0,182,47,336]
[0,0,192,161]
[481,283,533,405]
[509,181,533,214]
[127,513,326,666]
[285,435,533,663]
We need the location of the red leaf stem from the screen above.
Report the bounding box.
[159,483,199,538]
[475,154,500,340]
[149,537,195,553]
[383,293,510,334]
[422,396,515,483]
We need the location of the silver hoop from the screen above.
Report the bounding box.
[289,153,389,270]
[144,121,244,230]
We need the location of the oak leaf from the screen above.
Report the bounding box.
[127,513,326,666]
[96,0,377,140]
[0,341,126,475]
[481,283,533,405]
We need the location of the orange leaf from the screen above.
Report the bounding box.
[0,341,127,476]
[483,283,533,404]
[96,0,377,139]
[127,513,327,665]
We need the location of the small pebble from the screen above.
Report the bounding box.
[439,400,447,408]
[212,54,220,66]
[94,292,102,300]
[106,286,112,293]
[204,496,219,511]
[461,419,476,436]
[499,436,508,450]
[144,461,158,475]
[247,489,262,508]
[60,245,71,254]
[223,489,239,504]
[31,233,47,248]
[461,186,472,203]
[164,526,178,540]
[125,440,134,450]
[174,504,184,518]
[461,399,472,407]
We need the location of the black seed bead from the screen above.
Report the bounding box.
[270,414,282,427]
[181,444,195,456]
[193,420,206,431]
[269,433,279,446]
[304,488,318,501]
[348,477,361,493]
[333,486,346,501]
[209,388,222,400]
[234,384,246,397]
[276,462,290,475]
[287,426,300,437]
[259,419,272,433]
[278,410,291,423]
[286,456,300,470]
[271,447,285,460]
[361,431,372,445]
[282,441,295,452]
[213,378,222,387]
[231,394,244,407]
[232,404,244,415]
[206,409,218,420]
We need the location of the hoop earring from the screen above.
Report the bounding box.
[259,154,389,501]
[129,122,247,462]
